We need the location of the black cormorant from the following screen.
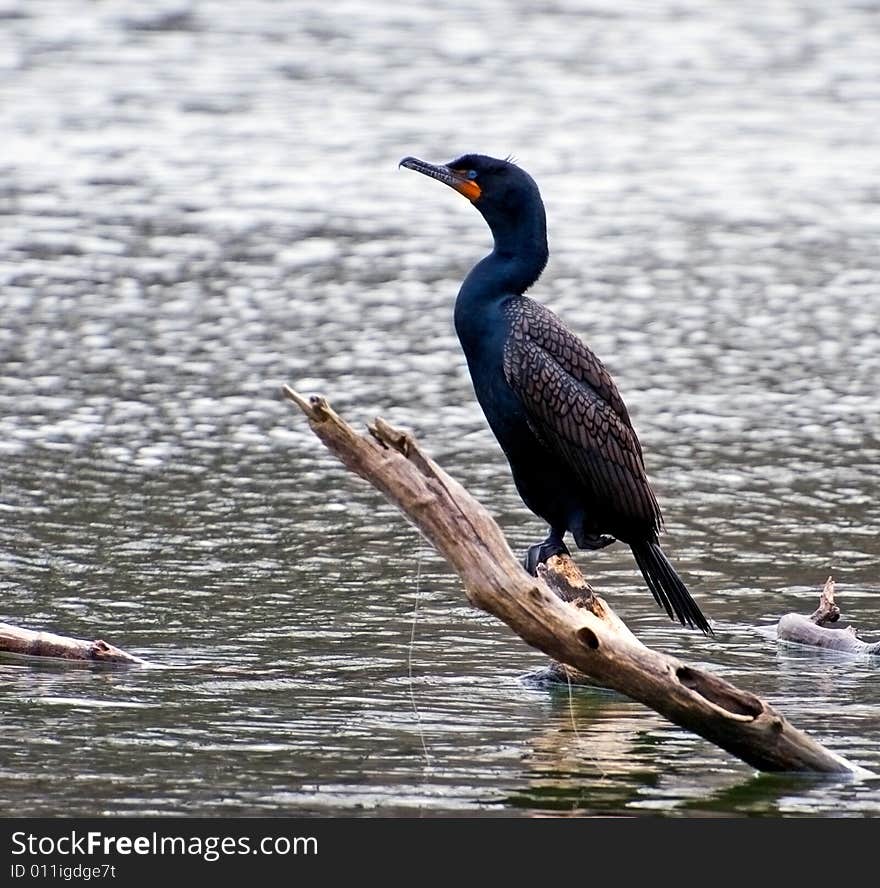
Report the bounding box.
[400,153,711,634]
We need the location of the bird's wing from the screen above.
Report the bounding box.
[508,298,636,437]
[503,300,661,531]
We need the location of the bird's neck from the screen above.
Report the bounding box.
[461,216,549,303]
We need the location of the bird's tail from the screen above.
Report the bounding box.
[630,540,713,635]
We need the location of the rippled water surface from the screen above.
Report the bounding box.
[1,0,879,816]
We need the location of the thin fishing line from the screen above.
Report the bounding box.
[408,539,432,771]
[565,667,582,744]
[565,667,609,780]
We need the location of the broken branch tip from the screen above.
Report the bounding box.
[281,385,329,420]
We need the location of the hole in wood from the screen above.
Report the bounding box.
[577,626,599,650]
[676,666,764,718]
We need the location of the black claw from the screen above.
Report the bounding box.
[577,533,616,551]
[523,536,570,576]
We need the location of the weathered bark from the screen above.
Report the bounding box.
[777,577,880,656]
[0,622,147,666]
[283,385,872,776]
[536,554,642,686]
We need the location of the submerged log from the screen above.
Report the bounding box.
[0,622,147,666]
[283,385,872,777]
[777,577,880,656]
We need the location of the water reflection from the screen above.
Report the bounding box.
[509,687,668,815]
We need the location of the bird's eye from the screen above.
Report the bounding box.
[466,170,478,180]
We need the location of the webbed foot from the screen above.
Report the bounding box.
[523,534,570,576]
[576,533,616,551]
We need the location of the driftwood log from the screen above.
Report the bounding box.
[284,385,872,776]
[0,622,147,666]
[777,577,880,656]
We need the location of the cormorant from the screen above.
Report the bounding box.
[400,153,711,634]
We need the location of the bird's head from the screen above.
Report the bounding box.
[399,153,544,240]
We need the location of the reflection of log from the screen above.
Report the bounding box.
[283,386,873,777]
[0,622,146,666]
[777,577,880,656]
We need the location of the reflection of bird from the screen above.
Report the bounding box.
[400,153,711,634]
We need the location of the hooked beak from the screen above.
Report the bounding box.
[399,156,482,202]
